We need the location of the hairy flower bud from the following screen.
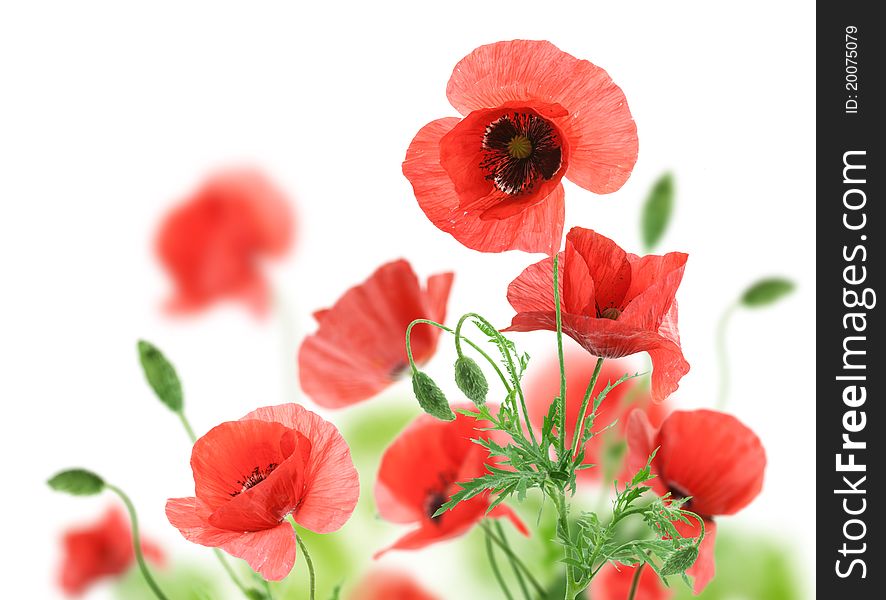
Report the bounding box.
[412,371,455,421]
[454,356,488,406]
[660,544,699,576]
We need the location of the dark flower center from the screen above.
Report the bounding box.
[424,490,449,521]
[231,463,279,497]
[480,112,562,196]
[599,307,622,320]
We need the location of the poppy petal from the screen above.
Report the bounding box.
[620,253,688,331]
[403,117,565,254]
[658,410,766,516]
[589,562,673,600]
[241,404,360,533]
[565,228,631,311]
[445,40,637,194]
[298,260,452,408]
[506,255,559,313]
[488,504,530,536]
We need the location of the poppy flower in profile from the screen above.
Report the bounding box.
[403,39,638,254]
[156,168,294,316]
[58,506,164,596]
[589,563,673,600]
[525,350,669,482]
[166,403,359,581]
[299,259,454,408]
[349,570,440,600]
[374,410,527,556]
[626,409,767,592]
[505,227,689,403]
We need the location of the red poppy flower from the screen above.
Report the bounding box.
[505,227,689,403]
[626,409,766,592]
[299,259,454,408]
[348,570,440,600]
[525,350,669,481]
[589,563,673,600]
[166,403,359,581]
[374,410,527,556]
[157,168,294,315]
[58,506,164,596]
[403,40,638,254]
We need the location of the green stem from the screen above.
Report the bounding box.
[105,484,169,600]
[495,522,530,600]
[570,357,605,458]
[295,533,316,600]
[177,410,197,444]
[716,302,738,409]
[627,562,646,600]
[552,254,568,458]
[484,526,515,600]
[481,521,547,597]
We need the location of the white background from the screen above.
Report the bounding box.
[1,1,814,598]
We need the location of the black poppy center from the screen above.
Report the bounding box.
[231,463,279,497]
[480,112,563,196]
[425,490,449,521]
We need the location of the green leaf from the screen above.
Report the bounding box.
[137,340,183,412]
[48,469,105,496]
[641,172,675,251]
[454,356,489,406]
[412,371,454,421]
[740,278,795,308]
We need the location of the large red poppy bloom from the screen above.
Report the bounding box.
[157,168,294,315]
[525,350,669,481]
[166,403,359,581]
[299,259,453,408]
[348,570,440,600]
[505,227,689,403]
[589,563,673,600]
[374,410,527,555]
[626,409,766,592]
[403,40,638,254]
[59,506,164,596]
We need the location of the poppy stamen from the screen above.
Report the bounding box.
[231,462,279,496]
[480,112,562,196]
[599,307,622,320]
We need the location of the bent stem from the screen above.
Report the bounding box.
[627,562,646,600]
[484,527,515,600]
[105,484,170,600]
[481,521,546,598]
[294,530,316,600]
[715,302,738,409]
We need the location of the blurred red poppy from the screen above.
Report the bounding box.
[374,410,527,556]
[403,40,637,254]
[626,409,766,592]
[525,350,669,482]
[349,570,440,600]
[589,563,673,600]
[299,259,453,408]
[156,168,294,315]
[59,506,164,596]
[166,403,359,580]
[505,227,689,403]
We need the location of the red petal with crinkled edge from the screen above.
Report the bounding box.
[241,404,359,533]
[590,562,674,600]
[165,497,296,581]
[526,351,669,483]
[350,570,441,600]
[374,410,527,556]
[565,229,631,311]
[156,169,294,315]
[403,117,564,254]
[675,518,718,594]
[298,260,453,408]
[446,40,637,194]
[619,252,688,331]
[657,410,766,517]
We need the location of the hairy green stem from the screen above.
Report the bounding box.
[552,254,569,460]
[570,357,605,458]
[481,521,547,597]
[715,302,738,408]
[105,484,169,600]
[484,527,515,600]
[627,562,646,600]
[296,533,316,600]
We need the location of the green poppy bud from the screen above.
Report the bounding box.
[412,371,455,421]
[47,469,106,496]
[660,544,699,576]
[454,356,488,406]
